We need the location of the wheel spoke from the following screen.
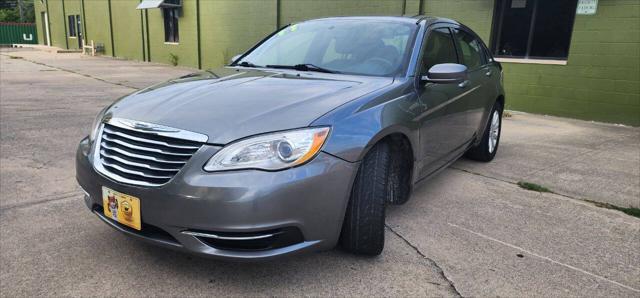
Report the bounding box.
[488,110,500,153]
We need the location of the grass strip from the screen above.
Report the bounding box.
[517,181,552,193]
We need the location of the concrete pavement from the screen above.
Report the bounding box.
[455,112,640,208]
[387,170,639,296]
[1,49,638,297]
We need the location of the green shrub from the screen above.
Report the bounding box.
[169,53,179,66]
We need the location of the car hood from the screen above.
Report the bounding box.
[107,67,393,144]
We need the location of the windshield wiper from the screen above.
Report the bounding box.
[265,64,340,74]
[236,61,261,68]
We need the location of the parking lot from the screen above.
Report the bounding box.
[1,48,638,296]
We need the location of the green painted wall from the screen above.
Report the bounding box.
[423,0,640,126]
[64,0,81,49]
[83,0,113,56]
[280,0,406,24]
[111,0,144,61]
[34,0,82,49]
[200,0,277,69]
[405,0,421,15]
[505,1,640,125]
[46,0,66,49]
[34,0,45,45]
[33,0,640,125]
[423,0,494,41]
[145,1,198,67]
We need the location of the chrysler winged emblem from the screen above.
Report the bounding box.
[115,118,181,133]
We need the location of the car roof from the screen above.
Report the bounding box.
[300,15,460,26]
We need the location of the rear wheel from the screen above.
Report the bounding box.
[466,101,502,162]
[340,142,390,256]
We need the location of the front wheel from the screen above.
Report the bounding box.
[466,102,502,162]
[339,142,390,255]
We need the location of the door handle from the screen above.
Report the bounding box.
[458,80,469,88]
[485,70,492,77]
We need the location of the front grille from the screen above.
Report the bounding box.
[97,123,202,186]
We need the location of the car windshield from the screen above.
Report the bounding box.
[236,20,417,77]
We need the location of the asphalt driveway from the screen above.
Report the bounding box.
[1,48,638,297]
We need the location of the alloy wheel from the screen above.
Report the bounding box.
[488,110,500,153]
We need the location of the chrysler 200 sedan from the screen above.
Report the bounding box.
[76,16,504,260]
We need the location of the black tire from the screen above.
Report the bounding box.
[466,101,503,162]
[340,142,390,255]
[387,142,412,205]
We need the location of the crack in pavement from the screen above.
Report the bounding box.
[450,166,515,185]
[0,53,139,90]
[447,222,640,293]
[449,166,638,216]
[0,190,83,212]
[385,224,463,297]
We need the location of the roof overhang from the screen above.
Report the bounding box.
[136,0,181,10]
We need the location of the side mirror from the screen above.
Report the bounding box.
[421,63,468,84]
[230,54,242,65]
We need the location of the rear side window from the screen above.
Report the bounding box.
[421,28,458,75]
[453,29,485,69]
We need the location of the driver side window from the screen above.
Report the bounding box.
[421,27,458,76]
[452,29,485,70]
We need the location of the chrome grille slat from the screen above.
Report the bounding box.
[101,143,188,164]
[101,160,175,179]
[96,121,204,186]
[102,127,200,150]
[101,150,181,172]
[102,135,194,156]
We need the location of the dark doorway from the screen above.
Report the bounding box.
[76,15,82,48]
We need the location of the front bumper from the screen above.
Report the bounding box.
[76,138,359,261]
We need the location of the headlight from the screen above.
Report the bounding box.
[89,106,109,142]
[204,127,330,172]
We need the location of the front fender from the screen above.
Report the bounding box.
[313,82,420,162]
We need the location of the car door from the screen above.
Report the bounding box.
[475,42,502,134]
[414,26,469,178]
[451,27,490,142]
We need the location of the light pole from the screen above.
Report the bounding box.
[17,0,25,22]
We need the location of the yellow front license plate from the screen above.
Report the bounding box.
[102,187,141,230]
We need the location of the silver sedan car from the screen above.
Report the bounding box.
[76,16,504,260]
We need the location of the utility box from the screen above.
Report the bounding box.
[0,22,38,45]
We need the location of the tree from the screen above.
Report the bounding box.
[0,0,34,23]
[21,0,35,23]
[0,8,21,22]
